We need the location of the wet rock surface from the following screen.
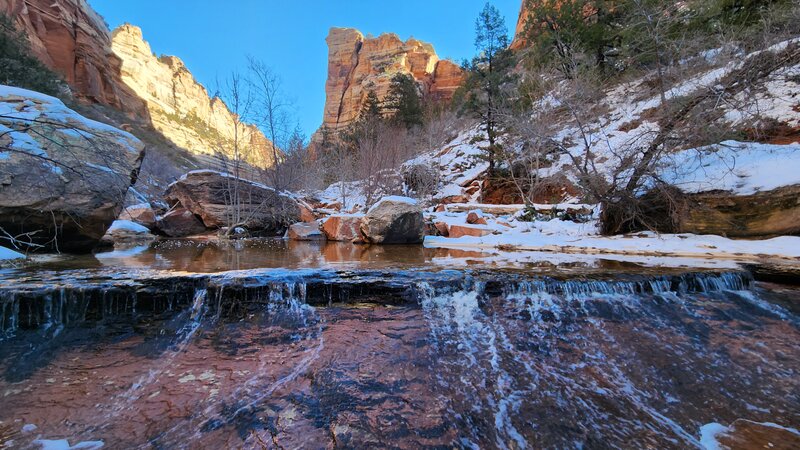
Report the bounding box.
[0,266,798,449]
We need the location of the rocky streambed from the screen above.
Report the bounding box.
[0,242,799,449]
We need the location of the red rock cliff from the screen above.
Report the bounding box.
[322,27,464,132]
[2,0,144,113]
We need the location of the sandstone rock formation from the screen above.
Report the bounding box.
[321,28,464,133]
[0,85,145,252]
[322,215,364,242]
[119,203,157,230]
[6,1,275,170]
[110,25,275,168]
[360,197,424,244]
[510,1,532,50]
[165,171,300,235]
[156,208,206,238]
[287,222,325,241]
[2,0,145,112]
[678,185,800,238]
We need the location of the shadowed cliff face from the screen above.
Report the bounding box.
[2,0,146,114]
[321,27,464,133]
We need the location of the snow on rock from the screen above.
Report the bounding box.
[0,84,145,252]
[367,196,418,214]
[426,222,800,260]
[107,220,150,234]
[403,126,489,201]
[664,141,800,195]
[0,85,140,153]
[0,246,25,261]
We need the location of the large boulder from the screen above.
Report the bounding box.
[360,197,424,244]
[156,208,206,238]
[322,214,364,242]
[0,86,145,252]
[678,185,800,237]
[165,170,301,235]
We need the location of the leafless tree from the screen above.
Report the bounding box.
[214,71,255,229]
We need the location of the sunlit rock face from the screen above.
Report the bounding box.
[321,27,465,133]
[2,0,145,112]
[510,0,532,50]
[5,0,276,169]
[110,25,275,169]
[164,171,300,235]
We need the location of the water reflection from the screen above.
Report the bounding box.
[90,239,473,272]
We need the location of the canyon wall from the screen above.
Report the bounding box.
[4,0,274,168]
[110,25,274,168]
[2,0,144,112]
[321,27,464,133]
[510,1,531,50]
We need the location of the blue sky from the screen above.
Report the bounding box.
[88,0,521,137]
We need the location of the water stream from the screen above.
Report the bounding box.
[0,240,798,448]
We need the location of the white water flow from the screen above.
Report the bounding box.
[139,281,326,448]
[417,273,778,449]
[112,287,210,409]
[419,281,529,450]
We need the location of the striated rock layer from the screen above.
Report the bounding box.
[321,28,464,133]
[2,0,145,112]
[110,25,275,169]
[5,1,275,169]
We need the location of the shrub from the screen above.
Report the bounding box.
[0,14,61,95]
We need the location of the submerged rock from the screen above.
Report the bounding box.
[360,197,424,244]
[165,170,300,235]
[0,85,144,252]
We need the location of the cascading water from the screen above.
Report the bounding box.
[413,271,796,448]
[0,268,797,449]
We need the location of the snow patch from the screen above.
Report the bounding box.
[0,246,25,261]
[367,196,418,213]
[107,220,150,234]
[665,141,800,195]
